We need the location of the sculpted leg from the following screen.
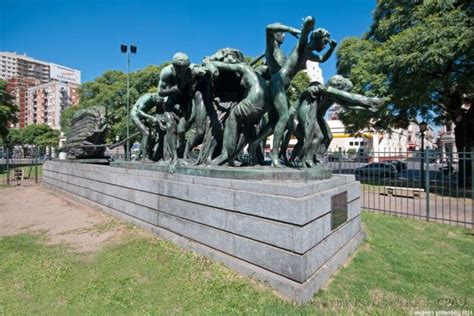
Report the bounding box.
[139,133,152,161]
[271,89,290,168]
[249,121,274,164]
[289,123,304,164]
[184,91,207,159]
[299,113,317,167]
[315,117,332,162]
[164,112,178,173]
[304,122,322,167]
[212,111,238,165]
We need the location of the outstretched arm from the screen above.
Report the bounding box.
[324,86,384,112]
[206,61,243,74]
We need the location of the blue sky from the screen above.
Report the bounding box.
[1,0,376,83]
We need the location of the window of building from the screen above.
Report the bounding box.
[349,142,354,146]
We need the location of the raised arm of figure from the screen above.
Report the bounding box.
[266,23,301,39]
[296,16,316,55]
[310,39,337,63]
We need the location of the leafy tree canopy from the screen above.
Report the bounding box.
[60,64,165,142]
[0,79,19,140]
[336,0,473,149]
[288,71,311,104]
[5,124,59,157]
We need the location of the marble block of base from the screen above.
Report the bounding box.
[43,160,364,303]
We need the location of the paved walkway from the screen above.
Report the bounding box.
[0,183,125,251]
[362,190,473,228]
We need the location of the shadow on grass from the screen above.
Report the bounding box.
[1,212,473,314]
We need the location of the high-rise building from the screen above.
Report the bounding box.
[0,51,81,129]
[27,81,79,129]
[305,60,324,83]
[0,52,50,84]
[6,77,37,128]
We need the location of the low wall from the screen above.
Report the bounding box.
[43,160,364,303]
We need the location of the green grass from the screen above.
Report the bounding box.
[1,212,473,315]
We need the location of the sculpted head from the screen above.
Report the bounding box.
[310,28,330,52]
[327,75,353,92]
[172,52,191,74]
[275,32,285,45]
[207,48,244,64]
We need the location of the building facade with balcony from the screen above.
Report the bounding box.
[27,81,79,129]
[1,51,81,130]
[6,77,37,128]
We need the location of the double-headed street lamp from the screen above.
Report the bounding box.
[419,121,428,187]
[120,44,137,161]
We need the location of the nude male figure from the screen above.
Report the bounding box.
[251,17,337,167]
[130,93,165,161]
[205,60,268,166]
[158,52,206,172]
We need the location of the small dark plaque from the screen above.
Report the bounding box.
[331,191,348,230]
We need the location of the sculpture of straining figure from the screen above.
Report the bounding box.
[250,17,337,167]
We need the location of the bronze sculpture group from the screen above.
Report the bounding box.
[131,16,382,172]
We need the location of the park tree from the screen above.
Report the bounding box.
[6,128,27,157]
[336,0,473,152]
[5,124,59,157]
[288,71,311,104]
[0,80,19,140]
[60,64,165,144]
[35,128,60,156]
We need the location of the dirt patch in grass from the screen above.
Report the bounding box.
[0,184,125,252]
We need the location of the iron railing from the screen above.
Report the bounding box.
[326,148,473,228]
[0,148,44,185]
[2,145,472,229]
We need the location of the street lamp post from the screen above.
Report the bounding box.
[115,135,120,159]
[419,121,428,188]
[120,44,137,161]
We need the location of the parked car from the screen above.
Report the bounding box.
[385,160,407,172]
[355,163,398,178]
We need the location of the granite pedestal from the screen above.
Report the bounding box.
[43,160,364,303]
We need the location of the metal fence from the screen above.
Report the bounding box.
[326,149,473,228]
[2,145,472,228]
[0,148,44,186]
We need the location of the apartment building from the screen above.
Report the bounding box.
[305,60,324,83]
[27,81,79,129]
[6,77,37,128]
[1,52,50,84]
[0,52,81,129]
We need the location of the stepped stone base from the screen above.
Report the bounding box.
[43,160,364,303]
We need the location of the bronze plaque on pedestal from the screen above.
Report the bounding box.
[331,191,348,230]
